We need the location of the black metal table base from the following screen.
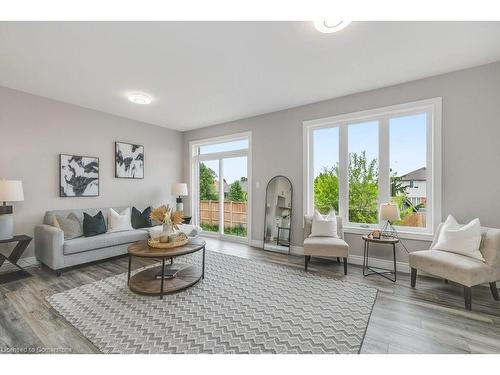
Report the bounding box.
[0,235,32,284]
[363,239,397,282]
[127,245,206,299]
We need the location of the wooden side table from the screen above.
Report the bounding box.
[0,235,32,284]
[362,235,399,282]
[127,238,206,299]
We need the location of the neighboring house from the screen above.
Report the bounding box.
[214,177,248,199]
[400,167,427,206]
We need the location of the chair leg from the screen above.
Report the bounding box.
[343,258,348,275]
[304,256,310,272]
[490,282,499,301]
[464,286,472,310]
[410,268,417,288]
[337,257,340,263]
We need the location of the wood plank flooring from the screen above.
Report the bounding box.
[1,237,500,354]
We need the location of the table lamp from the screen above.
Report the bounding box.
[171,183,188,213]
[0,179,24,240]
[379,203,400,238]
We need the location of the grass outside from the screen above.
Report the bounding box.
[200,223,247,237]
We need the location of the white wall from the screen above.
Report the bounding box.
[182,61,500,264]
[0,86,183,257]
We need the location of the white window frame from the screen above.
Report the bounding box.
[303,98,442,241]
[189,131,252,244]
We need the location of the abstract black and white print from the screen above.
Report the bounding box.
[115,142,144,179]
[59,154,99,197]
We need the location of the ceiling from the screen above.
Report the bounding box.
[1,21,500,131]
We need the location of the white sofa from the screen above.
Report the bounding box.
[35,206,198,275]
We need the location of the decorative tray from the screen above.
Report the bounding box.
[147,233,188,249]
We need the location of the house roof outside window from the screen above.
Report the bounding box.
[400,167,426,181]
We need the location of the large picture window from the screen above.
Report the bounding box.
[304,98,441,237]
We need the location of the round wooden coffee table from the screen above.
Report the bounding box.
[127,237,206,299]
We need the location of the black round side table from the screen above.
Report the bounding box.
[362,235,399,282]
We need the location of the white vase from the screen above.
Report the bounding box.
[160,222,174,243]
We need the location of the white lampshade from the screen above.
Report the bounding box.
[171,183,188,197]
[0,179,24,202]
[379,203,400,222]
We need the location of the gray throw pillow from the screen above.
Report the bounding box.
[53,212,83,240]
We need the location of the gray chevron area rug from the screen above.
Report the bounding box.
[47,251,377,354]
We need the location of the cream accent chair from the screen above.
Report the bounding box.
[303,215,349,274]
[409,223,500,310]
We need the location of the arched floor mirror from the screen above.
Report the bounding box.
[263,176,292,254]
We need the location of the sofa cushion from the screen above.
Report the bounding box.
[63,229,148,255]
[53,212,83,240]
[131,206,153,229]
[83,211,107,237]
[310,210,338,238]
[431,215,484,261]
[303,236,349,257]
[409,249,492,287]
[108,207,133,233]
[44,207,130,227]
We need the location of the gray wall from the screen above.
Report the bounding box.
[182,61,500,264]
[0,86,183,258]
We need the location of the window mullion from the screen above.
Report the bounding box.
[379,117,390,220]
[339,124,349,223]
[219,158,224,236]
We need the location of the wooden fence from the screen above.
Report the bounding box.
[199,200,247,228]
[401,212,426,228]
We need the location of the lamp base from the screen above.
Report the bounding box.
[175,197,184,213]
[381,221,398,239]
[0,214,14,241]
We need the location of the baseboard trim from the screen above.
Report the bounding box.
[251,241,410,273]
[250,240,304,256]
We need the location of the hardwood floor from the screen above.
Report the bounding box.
[1,237,500,354]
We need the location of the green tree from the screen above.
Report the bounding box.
[314,165,339,214]
[199,163,218,201]
[313,151,379,223]
[227,180,246,202]
[390,170,408,197]
[348,151,378,223]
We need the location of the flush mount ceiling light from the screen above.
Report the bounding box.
[127,92,153,105]
[314,21,352,34]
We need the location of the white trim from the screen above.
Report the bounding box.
[348,254,411,274]
[303,97,442,237]
[189,131,252,244]
[303,98,443,128]
[286,245,411,273]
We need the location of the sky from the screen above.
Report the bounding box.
[313,113,427,177]
[199,112,427,186]
[199,139,248,183]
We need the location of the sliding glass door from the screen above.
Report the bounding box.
[198,159,220,233]
[192,133,251,242]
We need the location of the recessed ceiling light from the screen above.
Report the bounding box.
[314,21,352,34]
[127,92,153,105]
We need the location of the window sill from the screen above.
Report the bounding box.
[343,226,434,242]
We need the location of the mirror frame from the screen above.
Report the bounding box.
[262,175,293,254]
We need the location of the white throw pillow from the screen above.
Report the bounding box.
[310,210,338,238]
[108,207,133,233]
[432,215,484,261]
